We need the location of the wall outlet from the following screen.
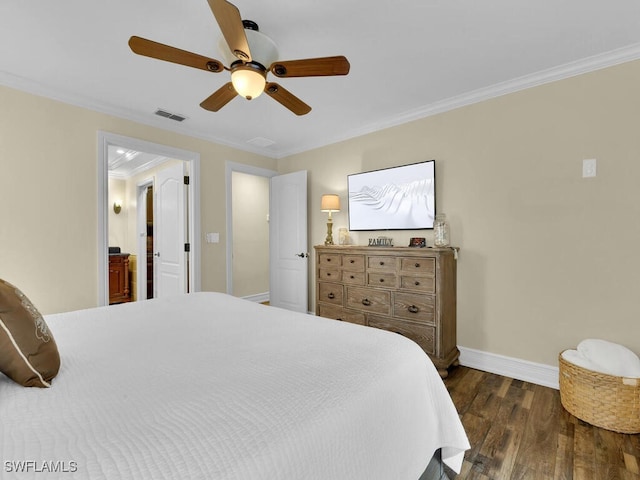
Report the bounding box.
[582,158,597,178]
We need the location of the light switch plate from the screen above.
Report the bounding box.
[583,158,597,178]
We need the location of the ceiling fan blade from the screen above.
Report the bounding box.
[200,83,238,111]
[207,0,251,62]
[264,83,311,116]
[270,56,350,78]
[129,36,224,73]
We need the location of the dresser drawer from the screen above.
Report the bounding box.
[367,256,396,271]
[400,257,435,275]
[318,282,343,305]
[318,304,366,325]
[342,271,365,285]
[342,254,365,271]
[367,272,396,288]
[346,286,391,315]
[399,275,435,293]
[319,253,341,267]
[368,315,435,355]
[319,268,341,282]
[393,292,435,324]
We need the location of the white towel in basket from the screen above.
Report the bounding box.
[562,339,640,378]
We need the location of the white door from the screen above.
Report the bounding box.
[269,171,308,312]
[155,162,187,297]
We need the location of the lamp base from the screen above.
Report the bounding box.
[324,220,334,245]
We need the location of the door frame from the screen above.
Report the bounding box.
[225,161,277,296]
[136,179,154,301]
[97,131,201,306]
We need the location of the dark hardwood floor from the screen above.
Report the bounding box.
[442,366,640,480]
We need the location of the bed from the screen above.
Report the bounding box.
[1,292,469,479]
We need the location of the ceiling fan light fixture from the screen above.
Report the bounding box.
[129,2,349,115]
[231,63,267,100]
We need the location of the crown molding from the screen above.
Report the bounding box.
[4,42,640,160]
[277,42,640,158]
[0,71,275,158]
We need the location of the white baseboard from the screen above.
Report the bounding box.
[458,346,559,390]
[242,292,270,304]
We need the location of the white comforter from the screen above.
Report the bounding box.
[1,293,468,479]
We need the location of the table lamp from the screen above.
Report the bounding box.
[321,194,340,245]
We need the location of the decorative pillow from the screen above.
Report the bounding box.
[0,278,60,387]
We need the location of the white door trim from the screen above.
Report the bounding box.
[224,161,278,295]
[97,131,201,306]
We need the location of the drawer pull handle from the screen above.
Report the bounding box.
[379,261,385,266]
[408,305,419,314]
[415,263,420,268]
[350,259,355,264]
[337,317,343,321]
[328,293,335,300]
[362,298,372,306]
[327,258,332,262]
[350,275,355,279]
[415,281,420,286]
[327,272,331,276]
[379,278,384,283]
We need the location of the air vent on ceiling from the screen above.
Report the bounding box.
[246,137,276,148]
[154,109,187,122]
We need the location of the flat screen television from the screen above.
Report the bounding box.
[347,160,436,231]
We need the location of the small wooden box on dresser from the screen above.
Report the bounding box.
[314,245,459,377]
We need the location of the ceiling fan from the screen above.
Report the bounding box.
[128,0,350,116]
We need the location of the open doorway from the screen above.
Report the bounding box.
[134,180,155,301]
[231,171,270,301]
[98,132,201,306]
[225,161,277,300]
[144,185,154,300]
[108,154,187,303]
[225,162,309,312]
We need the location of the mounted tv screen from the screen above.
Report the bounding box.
[347,160,436,231]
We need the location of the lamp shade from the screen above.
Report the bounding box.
[321,194,340,212]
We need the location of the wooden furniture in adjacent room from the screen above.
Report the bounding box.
[314,245,459,377]
[109,253,131,304]
[128,255,138,302]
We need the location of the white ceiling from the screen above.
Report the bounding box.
[2,1,640,159]
[107,146,168,177]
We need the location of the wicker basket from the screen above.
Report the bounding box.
[559,351,640,434]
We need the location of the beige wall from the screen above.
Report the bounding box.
[0,85,276,314]
[107,177,127,248]
[278,59,640,366]
[232,171,270,297]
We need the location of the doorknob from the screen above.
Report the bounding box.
[154,252,160,257]
[295,252,309,258]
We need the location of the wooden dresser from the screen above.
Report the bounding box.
[314,245,459,377]
[108,253,131,305]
